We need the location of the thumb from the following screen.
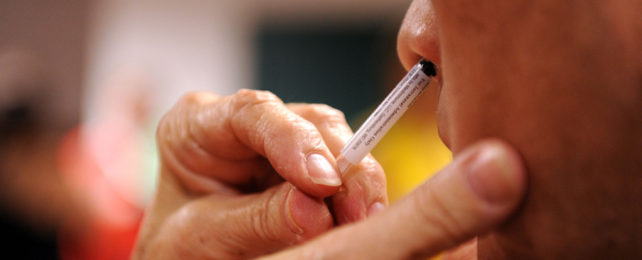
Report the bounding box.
[265,139,527,259]
[144,183,333,259]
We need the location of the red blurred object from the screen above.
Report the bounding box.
[57,127,143,260]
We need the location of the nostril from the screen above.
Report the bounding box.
[419,59,437,77]
[397,0,441,71]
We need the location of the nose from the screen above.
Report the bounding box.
[397,0,441,71]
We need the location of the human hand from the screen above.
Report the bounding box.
[263,139,527,259]
[132,90,387,259]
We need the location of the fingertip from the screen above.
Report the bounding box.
[285,151,343,199]
[465,140,527,208]
[378,139,528,257]
[286,187,334,240]
[331,156,388,224]
[264,149,341,199]
[306,153,342,187]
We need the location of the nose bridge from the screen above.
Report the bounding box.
[397,0,441,71]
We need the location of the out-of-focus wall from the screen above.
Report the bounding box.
[84,0,411,124]
[0,0,89,131]
[84,0,255,124]
[254,0,410,24]
[81,0,442,210]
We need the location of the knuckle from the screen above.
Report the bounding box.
[159,91,217,145]
[235,89,282,106]
[358,157,386,185]
[305,104,347,124]
[347,156,384,180]
[178,91,201,104]
[156,104,182,149]
[340,157,387,207]
[250,187,284,241]
[156,97,194,154]
[233,90,286,127]
[361,155,385,174]
[177,91,216,106]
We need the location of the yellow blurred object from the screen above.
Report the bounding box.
[371,116,451,203]
[371,115,449,260]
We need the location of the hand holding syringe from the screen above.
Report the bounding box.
[337,60,437,173]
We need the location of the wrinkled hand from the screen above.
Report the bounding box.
[263,139,527,259]
[133,90,387,259]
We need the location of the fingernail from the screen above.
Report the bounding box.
[466,144,522,204]
[307,154,342,187]
[285,188,305,235]
[367,202,385,217]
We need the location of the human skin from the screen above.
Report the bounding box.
[134,90,527,259]
[133,90,390,259]
[136,0,640,258]
[397,0,642,258]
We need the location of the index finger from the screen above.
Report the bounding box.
[287,103,388,224]
[158,90,342,197]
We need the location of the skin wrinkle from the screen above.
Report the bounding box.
[356,160,386,204]
[160,129,216,195]
[418,175,461,250]
[230,89,284,157]
[211,198,267,259]
[136,83,390,259]
[252,102,280,157]
[133,0,640,257]
[286,103,352,155]
[318,121,351,153]
[332,155,386,223]
[220,97,258,159]
[166,95,258,183]
[255,187,287,244]
[230,90,341,199]
[192,101,220,155]
[159,110,237,195]
[195,95,259,160]
[345,177,367,221]
[288,103,388,225]
[411,0,641,257]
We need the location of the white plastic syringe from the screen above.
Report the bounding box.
[336,60,437,173]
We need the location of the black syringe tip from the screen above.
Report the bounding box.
[419,59,437,77]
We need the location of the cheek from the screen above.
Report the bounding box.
[437,77,492,155]
[438,71,526,156]
[431,0,538,154]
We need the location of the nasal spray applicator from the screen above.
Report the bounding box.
[336,60,437,173]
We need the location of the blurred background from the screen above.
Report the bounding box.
[0,0,450,258]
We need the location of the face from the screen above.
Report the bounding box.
[398,0,641,258]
